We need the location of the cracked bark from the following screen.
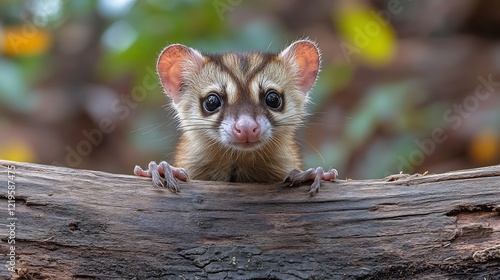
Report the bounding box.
[0,160,499,279]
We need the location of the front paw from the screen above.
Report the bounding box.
[134,161,188,193]
[284,167,338,195]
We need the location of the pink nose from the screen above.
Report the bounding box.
[232,115,260,143]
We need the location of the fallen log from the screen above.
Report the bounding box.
[0,160,499,279]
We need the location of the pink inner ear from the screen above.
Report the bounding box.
[284,41,320,94]
[157,44,203,104]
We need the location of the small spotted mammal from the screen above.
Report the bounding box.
[134,40,337,194]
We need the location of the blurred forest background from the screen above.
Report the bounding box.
[1,0,500,179]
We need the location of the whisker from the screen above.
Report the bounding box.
[186,117,219,123]
[130,122,163,133]
[140,123,171,135]
[151,134,177,144]
[178,128,214,133]
[303,140,325,164]
[307,112,352,125]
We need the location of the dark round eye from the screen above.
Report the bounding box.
[203,93,222,113]
[265,90,282,110]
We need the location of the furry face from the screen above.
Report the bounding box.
[156,40,320,182]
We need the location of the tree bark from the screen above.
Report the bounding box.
[0,160,499,279]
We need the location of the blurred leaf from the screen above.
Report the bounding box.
[334,2,396,66]
[0,140,36,163]
[310,64,354,111]
[0,58,36,112]
[101,20,138,52]
[63,0,95,18]
[2,25,52,56]
[130,110,178,152]
[97,0,227,86]
[303,141,348,178]
[97,0,136,18]
[353,138,399,179]
[469,128,499,165]
[346,82,415,147]
[393,134,422,173]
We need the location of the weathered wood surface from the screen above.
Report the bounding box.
[0,160,499,279]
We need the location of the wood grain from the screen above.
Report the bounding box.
[0,160,499,279]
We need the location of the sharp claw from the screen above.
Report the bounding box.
[283,169,300,184]
[133,165,142,176]
[172,167,189,182]
[333,169,338,177]
[324,168,338,181]
[155,179,165,188]
[150,167,161,187]
[165,173,180,193]
[284,166,338,195]
[308,168,323,194]
[152,171,165,188]
[166,181,177,192]
[134,161,188,192]
[284,168,316,187]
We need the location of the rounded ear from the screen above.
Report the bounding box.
[279,40,321,94]
[157,44,204,104]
